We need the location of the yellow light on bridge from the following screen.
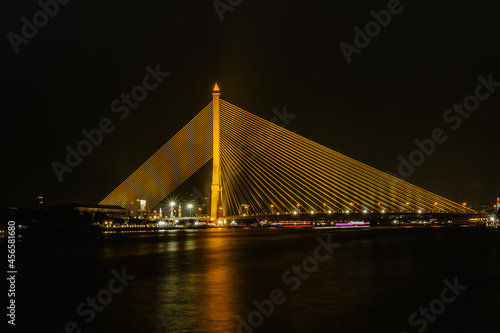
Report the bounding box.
[99,91,476,217]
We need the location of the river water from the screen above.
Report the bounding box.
[14,226,500,332]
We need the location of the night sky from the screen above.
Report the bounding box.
[2,0,499,209]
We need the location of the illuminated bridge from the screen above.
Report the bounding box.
[100,84,475,220]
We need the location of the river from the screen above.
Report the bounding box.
[13,226,500,332]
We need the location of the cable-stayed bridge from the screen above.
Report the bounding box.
[100,85,474,220]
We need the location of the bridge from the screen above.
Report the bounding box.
[100,84,475,220]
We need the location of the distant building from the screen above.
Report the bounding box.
[478,197,500,214]
[479,204,494,214]
[145,211,160,219]
[238,204,249,215]
[70,204,128,219]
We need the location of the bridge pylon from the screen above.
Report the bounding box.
[210,83,222,221]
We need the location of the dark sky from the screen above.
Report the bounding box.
[2,0,499,209]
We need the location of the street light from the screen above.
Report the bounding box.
[187,204,193,217]
[170,202,175,219]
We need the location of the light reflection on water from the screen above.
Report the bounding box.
[196,234,240,332]
[16,227,500,333]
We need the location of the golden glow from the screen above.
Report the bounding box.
[211,83,221,220]
[100,98,475,216]
[99,103,213,211]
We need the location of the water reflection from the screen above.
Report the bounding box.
[46,227,499,333]
[145,230,243,332]
[196,233,240,331]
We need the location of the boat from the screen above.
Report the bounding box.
[269,221,314,228]
[314,221,370,229]
[268,220,370,229]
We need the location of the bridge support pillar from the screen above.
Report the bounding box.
[211,83,221,221]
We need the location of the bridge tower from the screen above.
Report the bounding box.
[210,83,222,221]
